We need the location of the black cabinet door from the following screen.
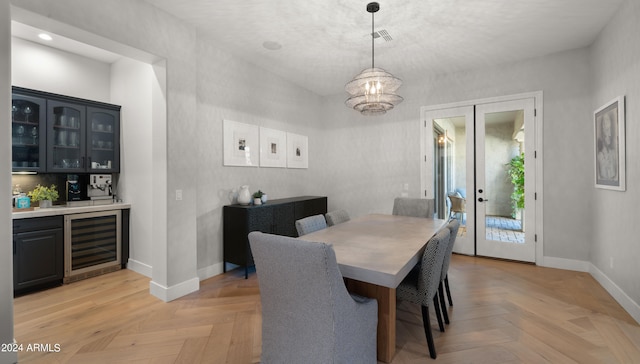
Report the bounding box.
[11,93,47,172]
[87,106,120,173]
[13,228,64,293]
[47,99,86,172]
[248,205,274,233]
[272,204,296,236]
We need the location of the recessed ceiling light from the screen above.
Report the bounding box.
[262,41,281,51]
[38,33,52,41]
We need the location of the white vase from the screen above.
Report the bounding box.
[237,185,251,205]
[39,199,52,208]
[261,194,268,204]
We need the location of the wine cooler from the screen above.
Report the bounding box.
[64,210,121,283]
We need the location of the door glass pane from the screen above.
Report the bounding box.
[435,117,467,238]
[483,110,524,244]
[12,99,42,169]
[433,127,445,218]
[90,112,115,170]
[52,106,82,169]
[70,214,118,270]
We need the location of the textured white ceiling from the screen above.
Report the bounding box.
[18,0,626,97]
[144,0,625,96]
[143,0,624,96]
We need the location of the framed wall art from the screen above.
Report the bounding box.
[286,132,308,169]
[259,127,287,168]
[594,96,625,191]
[223,119,259,167]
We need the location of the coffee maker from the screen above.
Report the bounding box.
[66,174,82,201]
[87,174,113,202]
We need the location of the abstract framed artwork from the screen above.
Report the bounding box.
[286,132,308,169]
[594,96,625,191]
[259,127,287,168]
[223,119,259,167]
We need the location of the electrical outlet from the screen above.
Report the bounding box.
[176,189,183,201]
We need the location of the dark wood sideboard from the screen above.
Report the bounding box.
[223,196,327,278]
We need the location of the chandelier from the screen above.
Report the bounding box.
[345,2,403,116]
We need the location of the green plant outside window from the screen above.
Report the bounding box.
[507,153,524,217]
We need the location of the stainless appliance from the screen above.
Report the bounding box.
[87,174,112,201]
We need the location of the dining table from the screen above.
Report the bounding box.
[300,213,447,363]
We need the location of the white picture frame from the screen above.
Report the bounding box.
[594,96,625,191]
[287,132,308,169]
[223,119,259,167]
[259,127,287,168]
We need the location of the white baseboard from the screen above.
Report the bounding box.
[540,256,590,272]
[149,277,199,302]
[589,263,640,324]
[197,262,224,281]
[126,258,152,278]
[541,256,639,324]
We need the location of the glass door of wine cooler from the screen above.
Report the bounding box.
[64,210,121,282]
[12,94,46,172]
[47,100,86,172]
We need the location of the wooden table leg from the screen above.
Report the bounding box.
[345,278,396,363]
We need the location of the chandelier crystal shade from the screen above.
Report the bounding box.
[345,2,403,116]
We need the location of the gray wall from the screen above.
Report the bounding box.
[590,0,640,309]
[1,0,17,361]
[195,40,323,276]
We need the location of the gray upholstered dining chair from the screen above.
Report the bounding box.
[392,197,435,218]
[396,227,450,359]
[438,219,460,325]
[295,214,327,236]
[325,209,350,226]
[248,231,378,364]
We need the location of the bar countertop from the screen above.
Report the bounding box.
[12,202,131,219]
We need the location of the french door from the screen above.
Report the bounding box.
[422,106,475,255]
[476,99,535,262]
[422,96,538,263]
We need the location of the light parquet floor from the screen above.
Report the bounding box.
[13,255,640,363]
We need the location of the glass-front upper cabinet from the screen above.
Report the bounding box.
[87,106,119,173]
[12,86,121,174]
[47,100,86,172]
[12,93,46,172]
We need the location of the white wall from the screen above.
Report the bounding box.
[590,0,640,314]
[1,1,17,362]
[11,37,110,102]
[110,58,154,277]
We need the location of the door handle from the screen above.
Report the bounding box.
[478,198,489,202]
